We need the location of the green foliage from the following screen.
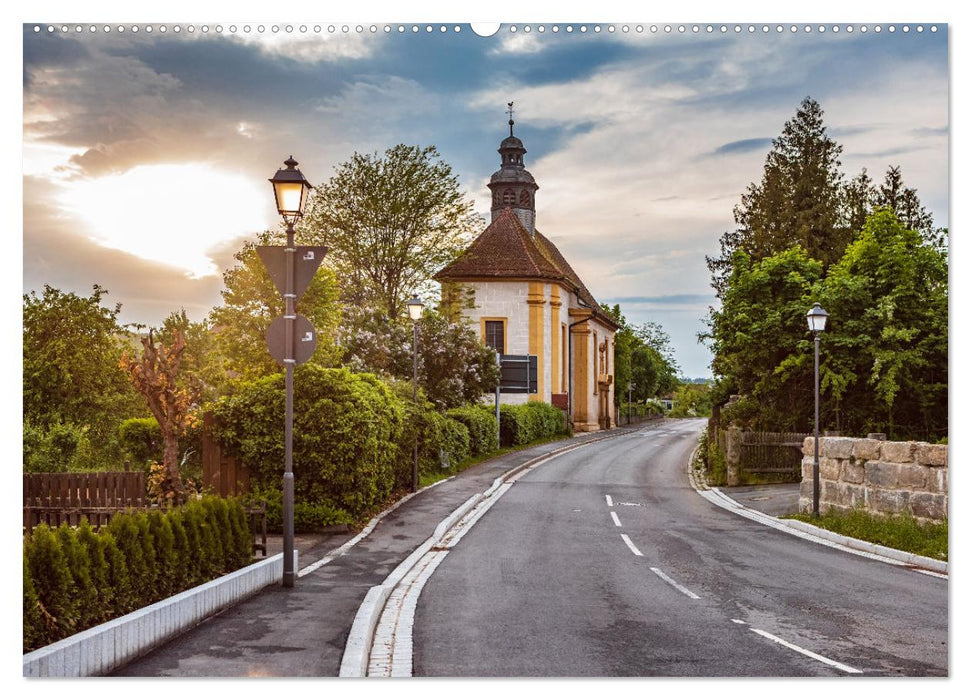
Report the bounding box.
[22,420,99,473]
[301,144,482,317]
[668,382,714,418]
[340,306,500,410]
[247,484,354,533]
[23,497,253,652]
[118,417,163,469]
[24,524,76,646]
[787,509,947,561]
[446,406,499,455]
[499,402,567,447]
[210,364,405,520]
[603,305,680,404]
[23,285,146,468]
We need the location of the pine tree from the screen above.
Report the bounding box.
[707,97,848,295]
[56,523,98,629]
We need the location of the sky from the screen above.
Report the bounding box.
[20,19,950,380]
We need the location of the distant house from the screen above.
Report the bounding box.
[435,112,619,432]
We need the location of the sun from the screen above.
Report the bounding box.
[58,163,269,278]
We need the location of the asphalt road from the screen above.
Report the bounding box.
[412,418,948,677]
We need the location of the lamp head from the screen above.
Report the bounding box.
[806,303,829,334]
[407,294,424,321]
[270,156,312,223]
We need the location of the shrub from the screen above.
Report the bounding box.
[446,406,499,455]
[23,421,95,473]
[248,483,354,533]
[499,401,567,447]
[210,364,405,520]
[23,496,254,653]
[24,524,76,645]
[439,417,471,470]
[118,418,162,469]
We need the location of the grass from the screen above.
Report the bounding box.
[418,433,571,489]
[784,509,948,561]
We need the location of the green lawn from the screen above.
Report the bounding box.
[785,509,948,561]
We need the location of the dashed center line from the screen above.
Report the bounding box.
[610,511,622,527]
[650,567,700,599]
[605,494,613,507]
[750,628,862,674]
[620,534,643,557]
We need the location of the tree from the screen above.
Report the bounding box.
[23,284,143,433]
[703,246,824,431]
[208,231,342,388]
[875,165,936,239]
[819,209,947,439]
[707,97,848,296]
[301,144,482,318]
[120,330,195,499]
[340,306,500,410]
[602,304,679,404]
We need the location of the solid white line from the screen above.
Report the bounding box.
[605,494,613,507]
[650,567,700,599]
[610,511,622,527]
[915,568,948,580]
[732,619,747,625]
[750,628,862,674]
[620,534,643,556]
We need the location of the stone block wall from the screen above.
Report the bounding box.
[799,437,948,522]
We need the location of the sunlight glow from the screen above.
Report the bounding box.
[58,163,268,278]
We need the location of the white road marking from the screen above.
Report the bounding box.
[605,494,613,507]
[618,502,642,507]
[749,628,862,674]
[915,568,948,580]
[610,511,622,527]
[732,619,747,625]
[620,534,643,557]
[650,567,700,599]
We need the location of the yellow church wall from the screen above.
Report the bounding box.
[527,282,546,401]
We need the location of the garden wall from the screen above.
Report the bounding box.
[799,437,948,522]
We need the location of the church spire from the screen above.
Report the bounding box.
[488,102,539,233]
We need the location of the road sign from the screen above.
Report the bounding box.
[499,354,537,393]
[266,314,317,365]
[257,246,328,302]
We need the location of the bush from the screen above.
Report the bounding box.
[446,406,499,455]
[210,365,405,521]
[499,401,567,447]
[23,496,253,653]
[23,421,99,473]
[118,417,163,469]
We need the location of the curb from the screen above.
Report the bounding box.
[339,425,643,677]
[688,447,947,576]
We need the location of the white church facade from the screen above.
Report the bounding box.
[435,111,618,432]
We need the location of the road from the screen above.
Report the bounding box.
[412,418,948,677]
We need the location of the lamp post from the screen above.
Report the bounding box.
[806,302,829,518]
[407,294,424,492]
[269,156,312,588]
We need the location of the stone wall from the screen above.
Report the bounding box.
[799,437,948,522]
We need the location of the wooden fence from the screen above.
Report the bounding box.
[201,413,251,497]
[23,471,148,531]
[739,431,807,477]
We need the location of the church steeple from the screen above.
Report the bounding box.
[488,101,538,234]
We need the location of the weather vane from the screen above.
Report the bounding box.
[507,101,515,135]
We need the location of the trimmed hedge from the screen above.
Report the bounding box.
[22,496,251,653]
[446,406,499,456]
[499,402,567,447]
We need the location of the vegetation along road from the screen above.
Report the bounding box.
[401,419,946,677]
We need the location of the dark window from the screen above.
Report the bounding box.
[485,320,504,354]
[502,188,516,205]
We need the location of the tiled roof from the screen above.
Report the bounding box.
[435,208,619,329]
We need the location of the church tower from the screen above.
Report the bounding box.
[487,102,539,234]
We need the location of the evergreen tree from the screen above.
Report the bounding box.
[707,97,847,295]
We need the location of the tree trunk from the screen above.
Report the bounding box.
[161,431,184,500]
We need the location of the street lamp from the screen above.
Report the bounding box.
[407,294,424,492]
[269,156,312,588]
[806,302,829,518]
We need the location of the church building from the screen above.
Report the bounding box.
[435,108,618,432]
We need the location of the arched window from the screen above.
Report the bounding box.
[502,188,516,206]
[519,190,531,206]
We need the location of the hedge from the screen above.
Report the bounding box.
[499,402,567,447]
[446,406,499,456]
[22,496,251,653]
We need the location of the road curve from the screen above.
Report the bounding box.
[412,418,948,677]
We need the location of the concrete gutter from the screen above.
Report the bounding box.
[23,550,297,677]
[687,447,947,576]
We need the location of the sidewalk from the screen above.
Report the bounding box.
[112,426,637,677]
[718,483,800,517]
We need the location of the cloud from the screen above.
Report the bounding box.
[712,137,773,155]
[228,29,375,63]
[491,32,545,56]
[601,294,713,307]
